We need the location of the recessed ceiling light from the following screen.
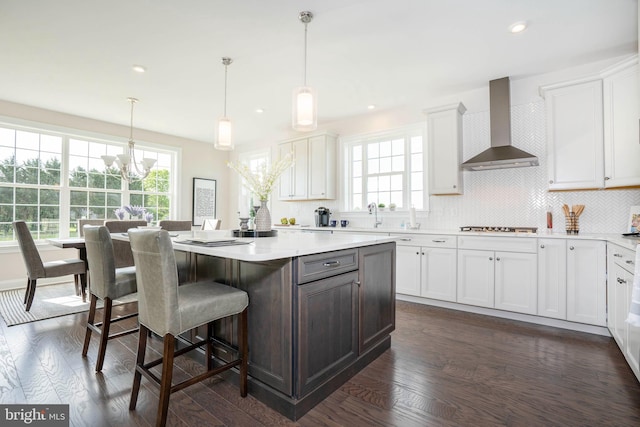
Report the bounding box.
[367,105,376,110]
[509,21,528,33]
[255,108,264,114]
[132,65,146,73]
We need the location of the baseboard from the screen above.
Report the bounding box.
[396,294,611,337]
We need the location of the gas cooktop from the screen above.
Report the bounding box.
[459,226,538,233]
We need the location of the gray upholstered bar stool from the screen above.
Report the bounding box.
[128,229,248,427]
[13,221,86,311]
[82,225,138,372]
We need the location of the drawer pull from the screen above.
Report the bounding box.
[618,277,627,284]
[400,238,412,241]
[323,261,341,267]
[432,239,446,243]
[626,260,634,265]
[489,257,494,261]
[569,246,575,250]
[540,244,545,249]
[354,281,361,287]
[614,253,623,257]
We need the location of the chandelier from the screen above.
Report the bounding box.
[215,57,234,150]
[101,97,156,181]
[292,11,317,132]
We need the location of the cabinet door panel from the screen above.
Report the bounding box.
[545,80,604,190]
[422,247,457,302]
[359,243,396,354]
[566,240,607,325]
[296,271,358,397]
[494,252,537,315]
[457,249,494,308]
[426,103,465,195]
[308,135,336,199]
[538,239,567,319]
[395,245,421,296]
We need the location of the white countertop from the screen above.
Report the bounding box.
[291,225,640,251]
[115,230,396,262]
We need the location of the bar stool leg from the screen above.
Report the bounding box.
[130,325,149,410]
[95,297,113,372]
[82,294,98,357]
[239,308,248,397]
[157,334,176,427]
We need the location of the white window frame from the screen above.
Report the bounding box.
[341,123,428,213]
[0,117,179,242]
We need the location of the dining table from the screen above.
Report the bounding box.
[47,237,88,301]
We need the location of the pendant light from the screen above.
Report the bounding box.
[101,97,156,181]
[292,11,317,132]
[215,57,234,150]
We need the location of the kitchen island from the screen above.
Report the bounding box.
[161,231,397,420]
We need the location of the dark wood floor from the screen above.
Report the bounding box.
[1,299,639,426]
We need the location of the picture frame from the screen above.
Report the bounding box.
[628,206,640,233]
[192,178,217,227]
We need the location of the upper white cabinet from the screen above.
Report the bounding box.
[540,78,604,190]
[278,133,337,201]
[540,55,640,190]
[602,57,640,188]
[424,103,466,195]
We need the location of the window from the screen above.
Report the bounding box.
[236,149,270,219]
[0,122,177,242]
[344,125,426,211]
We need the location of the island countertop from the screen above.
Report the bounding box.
[114,230,397,262]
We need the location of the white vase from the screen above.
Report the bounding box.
[255,200,271,232]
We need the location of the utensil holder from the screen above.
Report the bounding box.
[565,215,579,234]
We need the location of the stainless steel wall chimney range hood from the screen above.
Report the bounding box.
[461,77,539,171]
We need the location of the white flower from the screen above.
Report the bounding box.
[227,153,293,201]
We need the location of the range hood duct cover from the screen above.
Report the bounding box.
[461,77,539,171]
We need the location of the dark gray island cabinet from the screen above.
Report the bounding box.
[180,236,396,420]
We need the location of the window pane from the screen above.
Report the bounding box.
[368,177,378,191]
[379,140,391,157]
[411,153,423,172]
[390,191,403,207]
[352,145,362,162]
[411,136,423,153]
[70,190,88,205]
[352,194,362,211]
[0,128,15,147]
[16,131,39,151]
[379,157,391,173]
[411,191,423,209]
[352,160,362,178]
[367,142,379,159]
[392,139,405,156]
[411,172,423,191]
[368,158,379,174]
[40,189,59,205]
[0,187,13,203]
[391,155,404,172]
[391,174,403,191]
[379,175,391,191]
[352,177,362,193]
[16,188,37,204]
[69,139,88,156]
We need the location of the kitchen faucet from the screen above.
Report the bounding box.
[368,203,383,228]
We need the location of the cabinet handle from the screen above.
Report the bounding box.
[453,185,457,189]
[323,261,340,267]
[540,244,545,249]
[549,180,554,184]
[421,252,425,255]
[626,260,634,265]
[569,246,575,250]
[604,176,610,180]
[432,240,445,243]
[400,238,412,241]
[496,257,501,261]
[416,251,420,255]
[614,253,623,257]
[354,280,361,287]
[489,257,493,261]
[617,277,625,284]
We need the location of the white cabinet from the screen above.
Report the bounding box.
[602,57,640,188]
[566,240,607,326]
[540,55,640,191]
[394,234,456,302]
[537,239,567,320]
[607,243,640,381]
[457,236,537,314]
[278,133,336,200]
[541,78,604,190]
[424,103,466,195]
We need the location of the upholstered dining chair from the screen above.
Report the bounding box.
[13,221,87,311]
[128,229,248,427]
[78,219,105,237]
[103,220,147,268]
[82,225,138,372]
[158,220,192,231]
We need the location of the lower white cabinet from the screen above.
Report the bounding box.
[394,234,456,302]
[566,239,607,326]
[457,236,537,314]
[537,239,567,319]
[607,243,640,381]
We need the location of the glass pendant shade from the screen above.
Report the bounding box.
[292,86,317,131]
[215,117,233,150]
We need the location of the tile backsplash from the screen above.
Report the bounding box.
[335,100,640,233]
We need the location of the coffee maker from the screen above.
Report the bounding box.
[314,207,331,227]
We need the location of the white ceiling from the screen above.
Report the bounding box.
[0,0,637,146]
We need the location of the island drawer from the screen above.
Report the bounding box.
[297,249,359,284]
